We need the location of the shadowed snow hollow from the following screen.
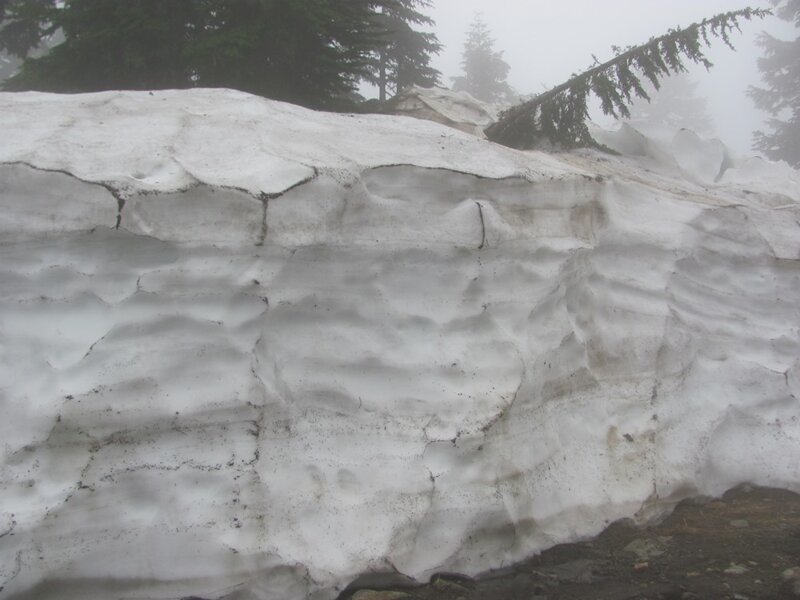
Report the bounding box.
[0,89,799,600]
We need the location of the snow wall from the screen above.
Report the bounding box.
[1,89,799,600]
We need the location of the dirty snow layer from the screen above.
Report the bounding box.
[0,90,799,600]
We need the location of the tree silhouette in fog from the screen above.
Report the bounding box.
[749,0,800,167]
[625,72,715,137]
[451,14,514,104]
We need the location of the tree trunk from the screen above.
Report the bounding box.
[379,51,387,102]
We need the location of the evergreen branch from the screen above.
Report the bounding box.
[485,8,770,150]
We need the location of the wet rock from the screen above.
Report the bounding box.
[351,591,411,600]
[782,566,800,596]
[431,574,472,594]
[730,519,750,528]
[624,538,667,559]
[723,563,749,575]
[543,559,598,583]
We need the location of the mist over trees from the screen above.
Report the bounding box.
[0,52,18,82]
[0,0,441,109]
[451,14,514,104]
[486,8,769,150]
[749,0,800,167]
[625,72,716,137]
[0,1,791,160]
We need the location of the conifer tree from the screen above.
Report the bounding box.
[748,0,800,167]
[486,8,769,150]
[372,0,441,101]
[451,15,513,104]
[0,0,439,109]
[0,0,57,59]
[2,1,198,92]
[187,0,386,109]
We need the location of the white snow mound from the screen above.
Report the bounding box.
[0,89,799,600]
[387,85,498,137]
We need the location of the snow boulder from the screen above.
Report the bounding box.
[0,89,799,600]
[384,85,498,137]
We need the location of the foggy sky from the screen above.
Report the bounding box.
[426,0,793,156]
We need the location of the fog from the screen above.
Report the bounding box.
[427,0,793,156]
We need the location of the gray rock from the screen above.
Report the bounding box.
[352,591,411,600]
[730,519,750,528]
[543,559,598,583]
[724,563,749,575]
[431,575,471,593]
[782,566,800,596]
[623,538,666,559]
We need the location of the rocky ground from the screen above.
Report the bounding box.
[341,485,800,600]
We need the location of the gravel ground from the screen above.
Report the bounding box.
[341,485,800,600]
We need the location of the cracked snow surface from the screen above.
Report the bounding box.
[1,90,800,600]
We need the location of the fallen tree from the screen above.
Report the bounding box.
[485,8,770,150]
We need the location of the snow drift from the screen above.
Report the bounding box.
[0,88,799,600]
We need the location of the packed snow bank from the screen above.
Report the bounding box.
[0,89,799,600]
[0,89,548,199]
